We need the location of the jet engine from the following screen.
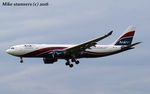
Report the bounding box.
[43,57,57,64]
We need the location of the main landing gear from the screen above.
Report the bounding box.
[65,58,80,68]
[71,58,80,64]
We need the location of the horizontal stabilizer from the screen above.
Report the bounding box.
[121,42,142,49]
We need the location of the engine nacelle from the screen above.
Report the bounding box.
[43,57,57,64]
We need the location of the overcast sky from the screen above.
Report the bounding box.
[0,0,150,94]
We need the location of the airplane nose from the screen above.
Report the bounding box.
[6,49,12,54]
[6,48,21,56]
[6,49,10,54]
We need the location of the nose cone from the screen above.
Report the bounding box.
[6,49,15,56]
[6,48,22,56]
[6,49,11,54]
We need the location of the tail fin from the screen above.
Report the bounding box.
[113,26,136,45]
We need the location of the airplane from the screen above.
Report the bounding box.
[6,26,141,68]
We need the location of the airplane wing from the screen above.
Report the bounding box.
[64,31,113,56]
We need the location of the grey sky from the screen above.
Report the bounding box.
[0,0,150,94]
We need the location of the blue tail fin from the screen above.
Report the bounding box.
[113,26,136,45]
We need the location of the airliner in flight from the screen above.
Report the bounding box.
[6,26,141,68]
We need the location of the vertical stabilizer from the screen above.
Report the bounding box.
[113,26,136,45]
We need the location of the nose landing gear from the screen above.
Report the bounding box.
[20,57,23,63]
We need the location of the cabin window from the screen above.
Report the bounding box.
[24,45,33,49]
[24,45,32,47]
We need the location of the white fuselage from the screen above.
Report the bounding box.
[6,44,121,58]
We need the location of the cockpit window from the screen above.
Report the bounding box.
[10,47,15,49]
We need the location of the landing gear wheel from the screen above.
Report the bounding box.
[20,60,23,63]
[65,62,70,66]
[69,64,74,68]
[75,60,80,64]
[71,58,75,62]
[20,57,23,63]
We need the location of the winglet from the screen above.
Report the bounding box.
[107,30,113,36]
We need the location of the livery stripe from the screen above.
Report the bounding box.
[116,36,133,43]
[22,47,67,57]
[119,31,135,40]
